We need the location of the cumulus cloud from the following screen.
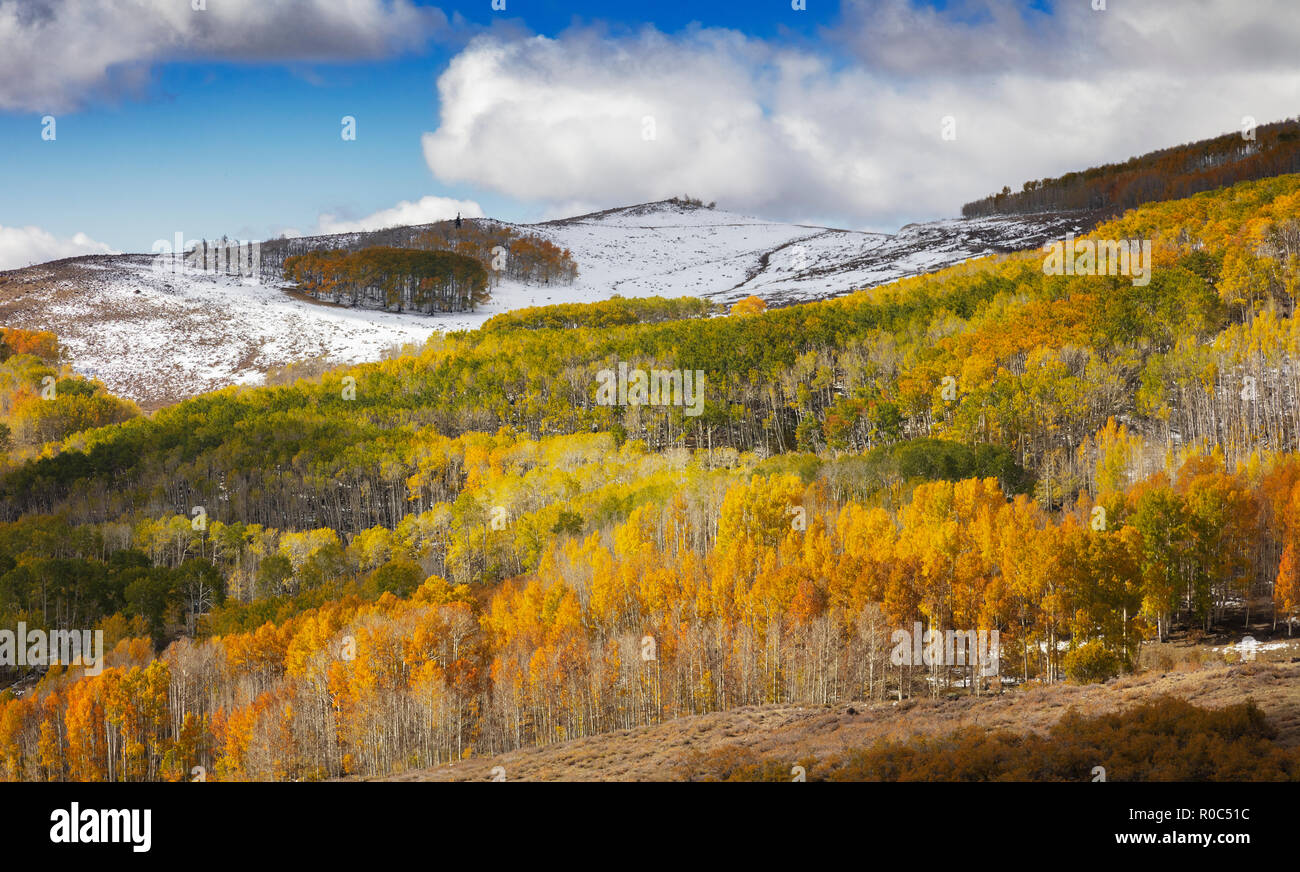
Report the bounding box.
[0,225,116,270]
[423,30,791,211]
[313,195,485,235]
[0,0,444,111]
[420,2,1300,229]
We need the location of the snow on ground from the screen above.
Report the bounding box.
[512,202,1092,307]
[1213,630,1300,657]
[0,201,1093,408]
[0,255,440,408]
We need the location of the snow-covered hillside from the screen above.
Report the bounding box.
[0,255,439,408]
[0,201,1093,408]
[520,201,1090,306]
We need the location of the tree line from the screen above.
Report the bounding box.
[257,219,577,292]
[283,247,489,313]
[963,117,1300,217]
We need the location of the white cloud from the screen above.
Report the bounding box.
[0,225,116,270]
[422,30,791,212]
[314,195,485,235]
[0,0,444,111]
[420,3,1300,229]
[832,0,1300,80]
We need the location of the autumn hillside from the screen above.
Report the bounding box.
[964,116,1300,218]
[1,171,1300,781]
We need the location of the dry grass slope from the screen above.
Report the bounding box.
[360,661,1300,781]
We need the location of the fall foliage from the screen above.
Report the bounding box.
[4,171,1300,780]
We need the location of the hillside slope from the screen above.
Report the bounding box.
[521,200,1092,306]
[364,660,1300,782]
[0,203,1092,408]
[963,116,1300,218]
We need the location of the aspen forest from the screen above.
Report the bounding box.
[260,221,578,314]
[3,170,1300,781]
[962,115,1300,218]
[283,247,491,313]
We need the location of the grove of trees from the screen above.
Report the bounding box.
[283,247,489,313]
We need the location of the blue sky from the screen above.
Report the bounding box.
[2,0,1298,264]
[0,1,842,253]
